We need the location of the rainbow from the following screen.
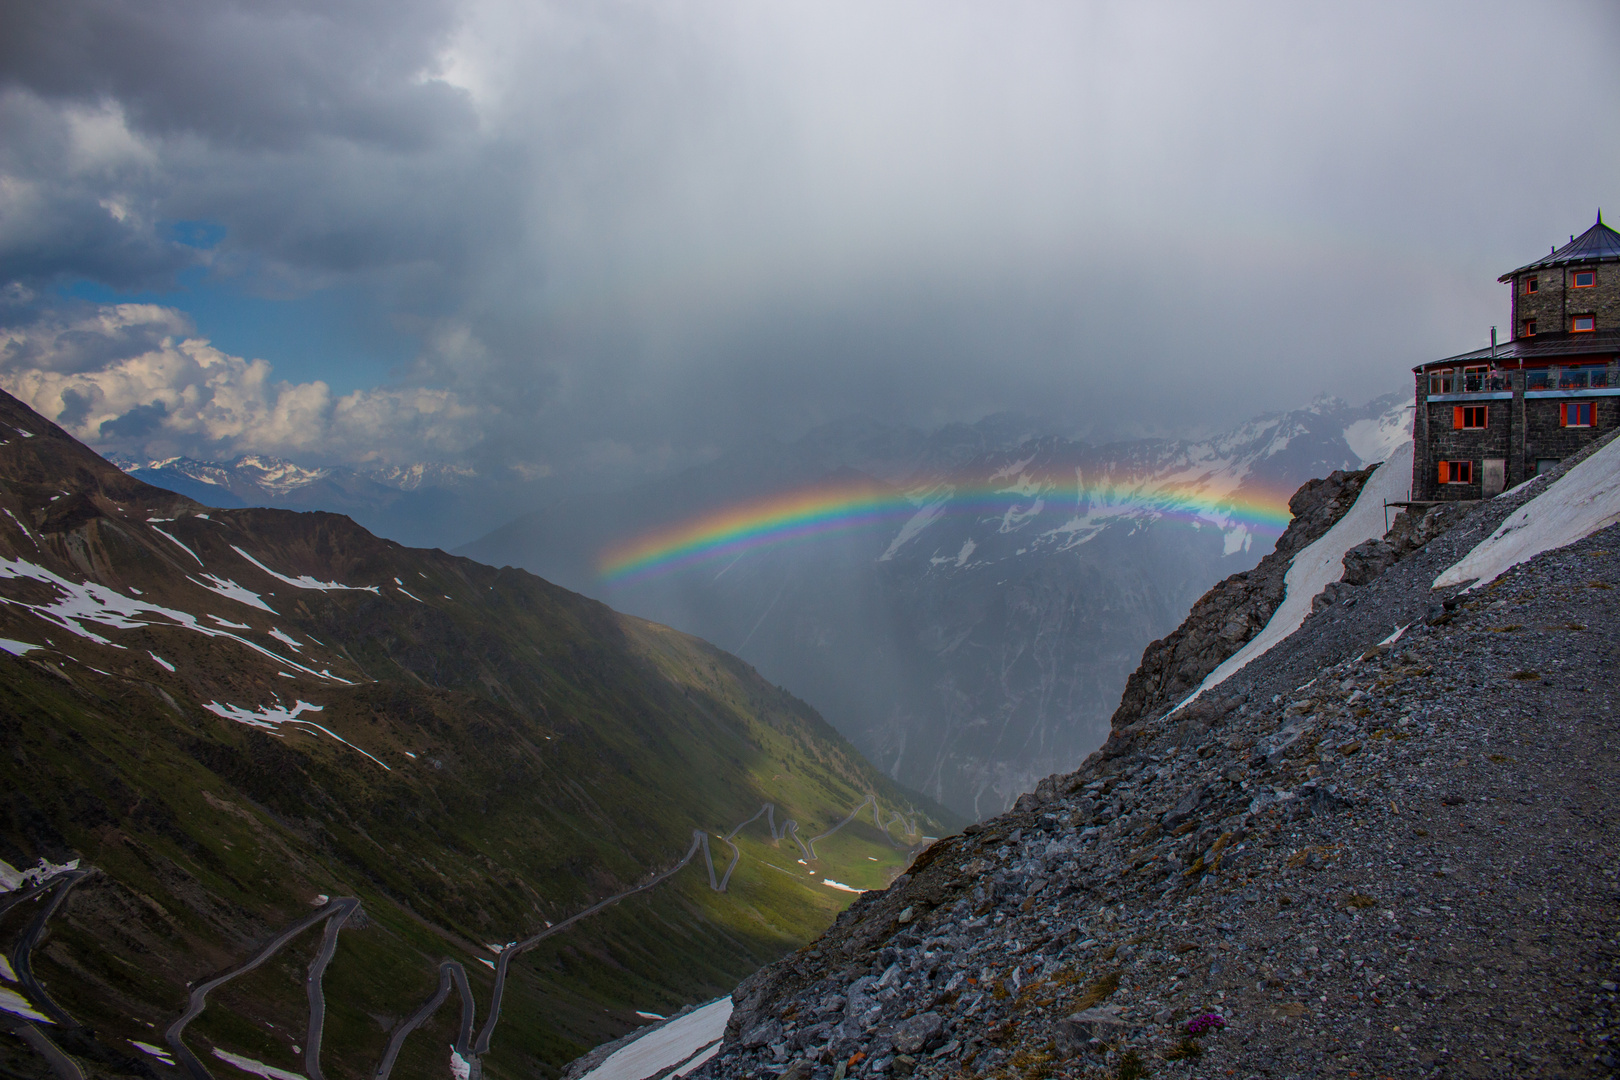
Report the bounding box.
[597,469,1295,584]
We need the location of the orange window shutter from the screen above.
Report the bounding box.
[1437,462,1448,484]
[1453,406,1463,429]
[1480,406,1487,427]
[1560,403,1567,426]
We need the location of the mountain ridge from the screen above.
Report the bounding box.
[0,389,955,1080]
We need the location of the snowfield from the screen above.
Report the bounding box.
[1435,433,1620,591]
[1181,439,1414,703]
[579,998,733,1080]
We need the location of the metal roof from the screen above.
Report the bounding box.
[1415,327,1620,371]
[1499,212,1620,280]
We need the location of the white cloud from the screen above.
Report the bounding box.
[0,303,479,464]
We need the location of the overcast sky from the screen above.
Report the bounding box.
[2,0,1617,476]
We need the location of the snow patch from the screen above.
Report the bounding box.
[450,1049,472,1080]
[0,856,79,893]
[1177,439,1414,706]
[0,956,15,981]
[3,509,38,548]
[269,628,303,650]
[1435,435,1620,591]
[149,651,175,672]
[880,499,947,560]
[0,556,345,679]
[1222,525,1251,556]
[211,1048,309,1080]
[821,879,864,893]
[579,998,732,1080]
[150,525,203,566]
[208,613,253,629]
[231,547,380,593]
[203,701,390,771]
[0,637,39,655]
[1344,401,1415,467]
[0,987,51,1022]
[635,1010,666,1020]
[130,1041,176,1065]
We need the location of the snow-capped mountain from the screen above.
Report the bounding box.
[464,392,1413,820]
[107,452,505,548]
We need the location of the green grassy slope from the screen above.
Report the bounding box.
[0,390,958,1079]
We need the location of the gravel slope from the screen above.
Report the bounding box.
[693,432,1620,1080]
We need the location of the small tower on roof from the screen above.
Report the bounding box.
[1411,212,1620,501]
[1500,211,1620,340]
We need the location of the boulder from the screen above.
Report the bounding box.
[891,1012,945,1054]
[1342,537,1398,586]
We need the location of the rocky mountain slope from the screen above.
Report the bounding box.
[0,390,954,1080]
[691,430,1620,1079]
[465,395,1412,820]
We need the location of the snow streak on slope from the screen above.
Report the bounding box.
[231,547,381,593]
[202,700,390,770]
[0,556,351,680]
[579,998,732,1080]
[1435,434,1620,591]
[1181,439,1414,704]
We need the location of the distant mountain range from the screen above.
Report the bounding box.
[0,390,952,1077]
[105,452,511,549]
[462,393,1413,820]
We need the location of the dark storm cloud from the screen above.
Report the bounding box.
[0,0,469,151]
[2,0,1619,469]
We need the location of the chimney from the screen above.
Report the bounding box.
[1490,326,1497,358]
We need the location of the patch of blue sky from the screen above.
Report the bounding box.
[58,234,413,397]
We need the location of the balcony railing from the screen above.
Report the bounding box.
[1429,366,1611,395]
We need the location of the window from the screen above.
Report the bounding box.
[1429,369,1455,395]
[1572,315,1596,333]
[1561,402,1594,428]
[1527,369,1551,390]
[1573,270,1596,288]
[1525,276,1539,294]
[1536,458,1559,476]
[1522,318,1537,337]
[1438,460,1474,484]
[1454,405,1488,429]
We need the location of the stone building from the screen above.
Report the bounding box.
[1413,212,1620,500]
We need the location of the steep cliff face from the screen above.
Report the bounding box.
[1107,465,1376,732]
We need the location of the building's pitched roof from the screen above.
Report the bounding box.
[1500,212,1620,280]
[1415,328,1620,371]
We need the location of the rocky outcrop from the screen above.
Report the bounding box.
[1107,465,1377,732]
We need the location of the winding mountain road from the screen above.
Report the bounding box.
[1,870,91,1080]
[3,793,921,1080]
[164,897,357,1080]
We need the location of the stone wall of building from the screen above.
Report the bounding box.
[1523,395,1620,468]
[1422,398,1507,499]
[1509,265,1620,336]
[1413,362,1620,501]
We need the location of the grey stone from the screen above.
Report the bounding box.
[742,1019,783,1049]
[1342,538,1399,586]
[1054,1006,1128,1054]
[891,1012,945,1054]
